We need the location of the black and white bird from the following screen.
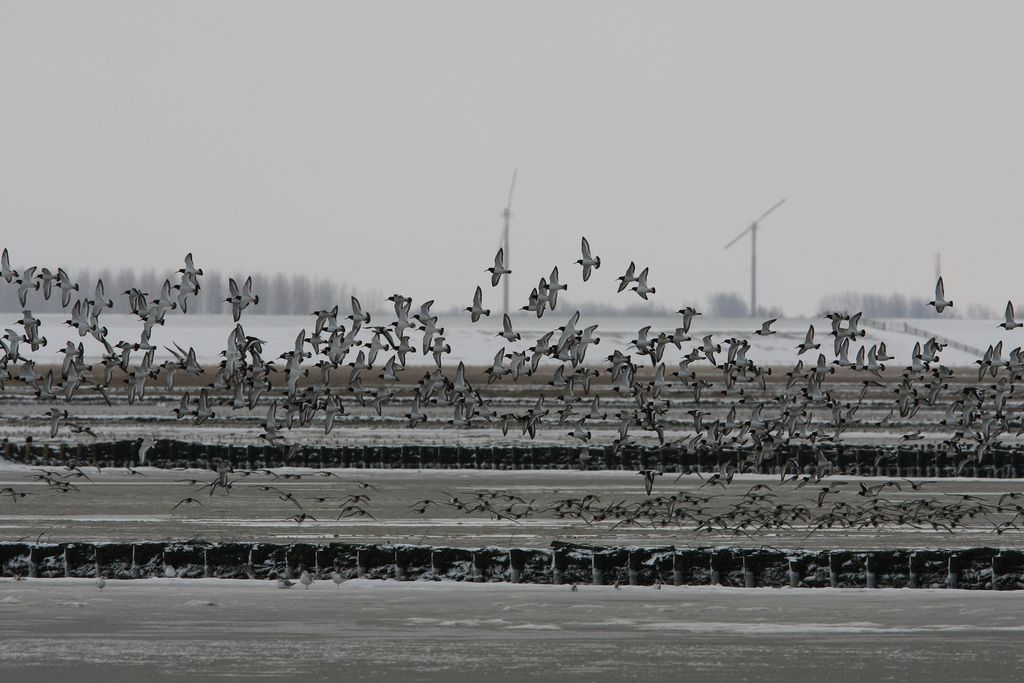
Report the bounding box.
[576,237,601,282]
[755,319,777,336]
[637,469,663,496]
[616,262,637,293]
[928,277,952,313]
[630,267,655,300]
[498,314,520,342]
[1000,301,1021,331]
[466,286,490,322]
[225,276,260,321]
[487,248,511,287]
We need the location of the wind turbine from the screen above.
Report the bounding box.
[501,169,518,317]
[723,198,786,317]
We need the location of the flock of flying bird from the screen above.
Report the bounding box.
[3,242,1024,539]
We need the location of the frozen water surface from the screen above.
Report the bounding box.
[1,578,1022,682]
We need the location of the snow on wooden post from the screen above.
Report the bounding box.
[394,548,406,581]
[908,553,921,589]
[430,549,445,580]
[992,553,1005,591]
[471,551,488,583]
[865,554,878,589]
[131,544,140,579]
[591,552,606,586]
[947,553,959,589]
[28,545,38,578]
[356,549,368,579]
[672,553,685,587]
[63,545,71,578]
[742,555,755,588]
[627,550,641,586]
[551,548,566,585]
[283,551,294,580]
[508,549,526,584]
[709,552,722,586]
[203,548,210,578]
[788,559,801,588]
[829,553,840,588]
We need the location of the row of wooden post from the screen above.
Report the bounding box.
[18,545,1021,590]
[9,439,1024,479]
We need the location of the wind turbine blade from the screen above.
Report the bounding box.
[506,169,518,209]
[723,224,753,250]
[755,198,787,224]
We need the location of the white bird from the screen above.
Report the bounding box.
[331,571,345,588]
[225,276,260,321]
[466,286,490,322]
[0,248,17,283]
[547,267,567,308]
[755,319,777,336]
[630,267,655,300]
[299,570,313,589]
[928,276,952,313]
[1000,301,1022,331]
[487,248,511,287]
[797,325,819,354]
[498,314,520,342]
[348,296,371,327]
[96,576,106,590]
[576,237,601,282]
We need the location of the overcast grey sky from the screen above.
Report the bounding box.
[1,1,1022,316]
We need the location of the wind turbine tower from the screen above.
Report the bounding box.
[501,169,518,317]
[723,198,787,317]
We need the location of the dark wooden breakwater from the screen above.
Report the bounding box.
[4,541,1024,590]
[6,439,1024,478]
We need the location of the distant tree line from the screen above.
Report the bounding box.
[0,266,358,315]
[705,292,783,319]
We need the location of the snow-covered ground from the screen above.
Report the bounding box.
[14,313,1018,367]
[1,577,1023,681]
